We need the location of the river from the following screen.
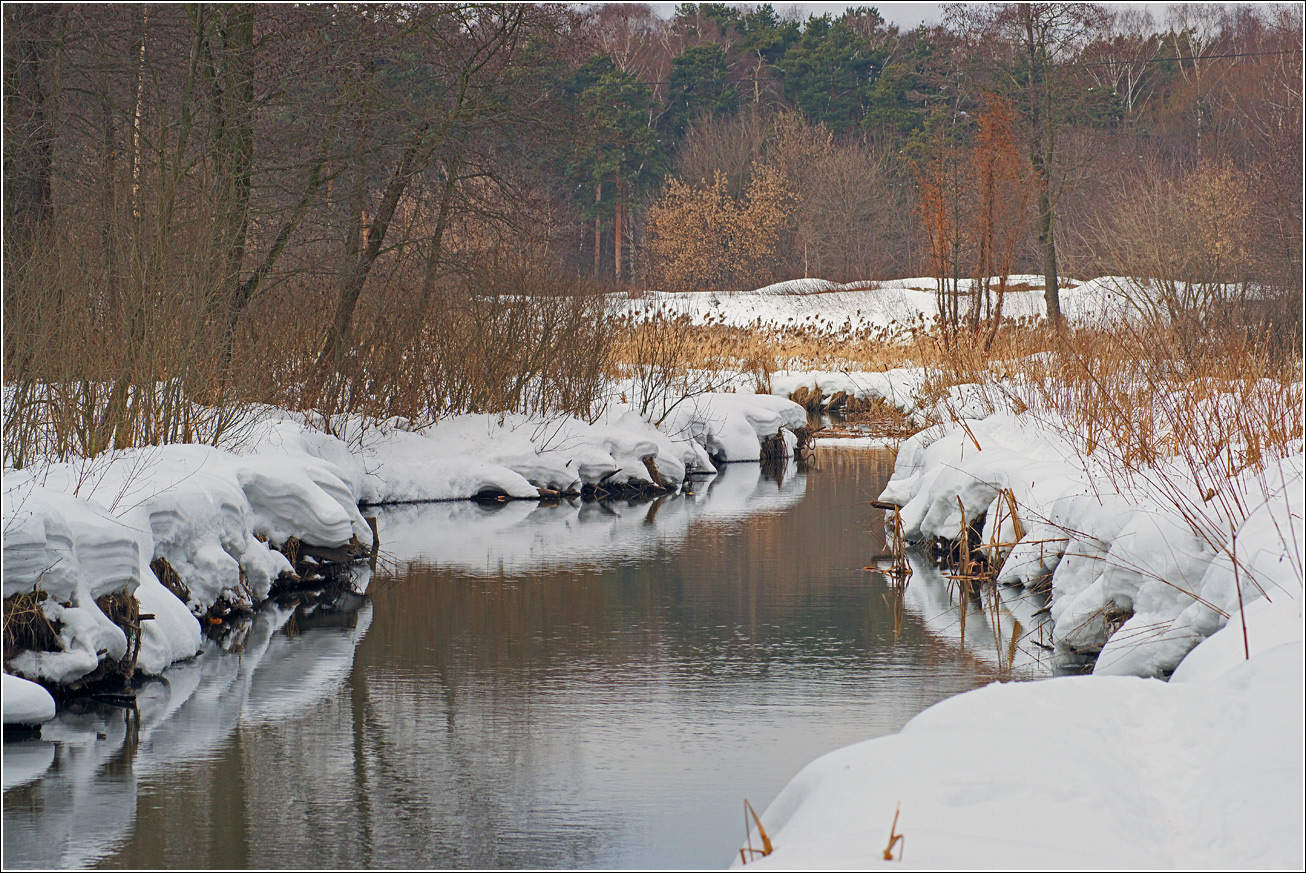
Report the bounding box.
[3,447,1050,869]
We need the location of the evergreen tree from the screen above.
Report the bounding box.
[661,43,739,140]
[778,10,890,132]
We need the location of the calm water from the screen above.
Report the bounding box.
[3,448,1048,869]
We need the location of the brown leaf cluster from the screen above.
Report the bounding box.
[646,163,794,291]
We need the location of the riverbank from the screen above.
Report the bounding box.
[735,404,1304,868]
[2,392,809,716]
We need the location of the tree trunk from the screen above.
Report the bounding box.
[1038,185,1061,327]
[131,10,147,223]
[594,181,602,277]
[1038,84,1061,329]
[3,5,56,242]
[316,123,432,376]
[615,190,623,280]
[1024,12,1061,330]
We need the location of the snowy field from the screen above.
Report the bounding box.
[615,275,1140,334]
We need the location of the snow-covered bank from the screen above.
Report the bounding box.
[319,392,807,504]
[735,593,1303,869]
[880,410,1303,677]
[733,393,1304,868]
[2,392,808,690]
[2,674,56,727]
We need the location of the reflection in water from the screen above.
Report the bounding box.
[4,450,1040,870]
[889,551,1062,677]
[3,594,372,870]
[374,458,806,573]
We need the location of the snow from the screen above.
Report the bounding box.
[133,573,202,676]
[2,487,140,685]
[663,392,809,463]
[619,275,1148,340]
[873,406,1305,678]
[735,594,1304,869]
[2,673,56,726]
[246,393,805,506]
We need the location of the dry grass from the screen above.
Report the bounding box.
[605,304,1301,469]
[738,798,774,865]
[2,591,61,668]
[882,803,905,862]
[607,312,1066,378]
[3,217,618,463]
[2,588,143,693]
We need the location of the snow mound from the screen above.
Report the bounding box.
[3,673,56,726]
[2,485,142,685]
[737,613,1303,869]
[663,393,808,463]
[751,278,842,295]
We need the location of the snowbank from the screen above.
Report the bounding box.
[2,392,807,688]
[2,487,145,685]
[2,673,56,726]
[246,392,806,505]
[735,593,1303,868]
[875,405,1304,678]
[0,434,376,686]
[663,393,808,463]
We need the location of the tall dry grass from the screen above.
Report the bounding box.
[3,209,619,465]
[2,208,264,466]
[301,263,616,425]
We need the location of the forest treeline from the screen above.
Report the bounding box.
[2,3,1302,455]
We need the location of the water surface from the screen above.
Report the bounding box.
[4,449,1040,869]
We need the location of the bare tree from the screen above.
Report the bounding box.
[1080,8,1163,120]
[313,5,559,377]
[949,2,1108,328]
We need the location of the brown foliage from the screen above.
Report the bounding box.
[646,163,794,290]
[916,95,1034,346]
